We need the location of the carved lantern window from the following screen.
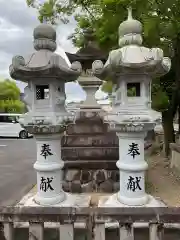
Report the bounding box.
[127,82,141,97]
[36,85,50,100]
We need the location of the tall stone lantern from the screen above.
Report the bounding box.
[9,24,81,206]
[93,8,171,207]
[78,74,102,110]
[66,28,107,110]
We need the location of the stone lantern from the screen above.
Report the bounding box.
[93,8,171,207]
[78,73,102,110]
[9,24,81,206]
[61,29,119,193]
[66,28,107,111]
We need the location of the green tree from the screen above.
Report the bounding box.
[27,0,180,156]
[0,79,25,113]
[101,81,113,95]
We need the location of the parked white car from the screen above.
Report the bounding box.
[0,113,32,139]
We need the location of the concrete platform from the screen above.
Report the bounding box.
[14,188,180,230]
[15,188,91,229]
[98,193,166,207]
[16,189,91,208]
[97,193,172,229]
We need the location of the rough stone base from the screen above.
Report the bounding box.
[62,169,119,193]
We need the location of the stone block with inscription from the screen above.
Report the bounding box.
[61,111,119,193]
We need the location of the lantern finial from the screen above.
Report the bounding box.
[127,7,133,20]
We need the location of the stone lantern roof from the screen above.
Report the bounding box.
[92,8,171,82]
[118,7,142,44]
[9,23,82,82]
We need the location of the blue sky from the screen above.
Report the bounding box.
[0,0,107,102]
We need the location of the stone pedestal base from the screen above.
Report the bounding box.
[17,191,91,208]
[34,191,65,206]
[118,193,149,206]
[98,193,166,207]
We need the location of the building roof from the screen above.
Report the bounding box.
[66,28,107,62]
[66,47,107,62]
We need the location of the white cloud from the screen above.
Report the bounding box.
[0,0,86,100]
[0,0,105,102]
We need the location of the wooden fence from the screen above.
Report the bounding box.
[0,206,180,240]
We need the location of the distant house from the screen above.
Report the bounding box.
[20,92,25,101]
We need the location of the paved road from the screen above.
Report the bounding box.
[0,138,36,205]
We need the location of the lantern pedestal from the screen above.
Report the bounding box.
[33,133,65,206]
[116,131,148,206]
[98,124,166,207]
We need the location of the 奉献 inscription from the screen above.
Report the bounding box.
[40,177,54,192]
[127,142,140,159]
[40,144,53,159]
[127,176,142,192]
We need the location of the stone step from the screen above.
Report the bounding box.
[62,148,119,161]
[62,133,118,146]
[66,122,109,134]
[63,159,117,170]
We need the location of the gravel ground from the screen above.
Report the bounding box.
[146,152,180,206]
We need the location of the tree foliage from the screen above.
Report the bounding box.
[26,0,180,51]
[0,80,25,113]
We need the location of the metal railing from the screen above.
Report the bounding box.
[0,206,180,240]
